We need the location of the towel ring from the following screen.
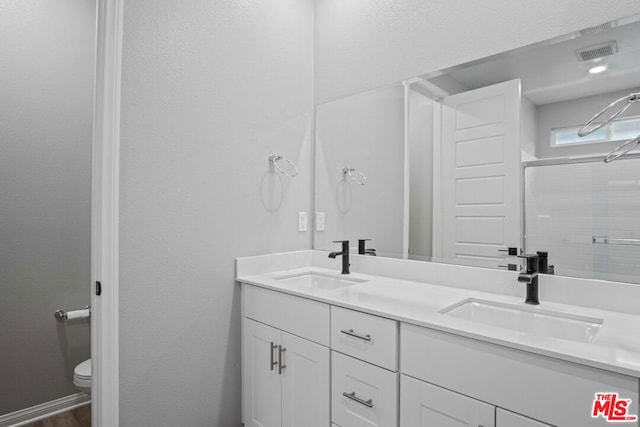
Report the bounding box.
[342,167,367,185]
[604,134,640,163]
[578,92,640,137]
[269,154,298,177]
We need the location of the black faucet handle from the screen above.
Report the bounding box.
[517,254,539,274]
[332,240,350,252]
[358,239,373,255]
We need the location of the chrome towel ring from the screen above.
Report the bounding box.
[342,167,367,185]
[269,154,298,177]
[578,92,640,137]
[603,134,640,163]
[578,92,640,163]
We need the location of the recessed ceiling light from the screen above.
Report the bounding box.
[589,65,608,74]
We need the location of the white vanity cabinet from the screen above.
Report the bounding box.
[400,324,639,427]
[242,285,330,427]
[400,375,552,427]
[330,306,398,371]
[330,306,399,427]
[496,409,553,427]
[332,351,398,427]
[401,375,495,426]
[240,281,639,427]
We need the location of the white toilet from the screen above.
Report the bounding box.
[73,359,92,395]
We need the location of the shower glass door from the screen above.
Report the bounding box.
[525,157,640,284]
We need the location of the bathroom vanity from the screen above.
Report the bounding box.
[237,251,640,427]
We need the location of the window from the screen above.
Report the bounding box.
[550,115,640,147]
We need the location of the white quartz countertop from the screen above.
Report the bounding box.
[237,265,640,378]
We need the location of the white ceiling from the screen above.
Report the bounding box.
[428,18,640,106]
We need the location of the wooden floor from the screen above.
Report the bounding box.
[22,405,91,427]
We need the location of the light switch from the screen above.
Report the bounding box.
[298,212,308,232]
[315,212,325,231]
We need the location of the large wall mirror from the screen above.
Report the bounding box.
[314,13,640,285]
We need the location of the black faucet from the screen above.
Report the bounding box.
[329,240,350,274]
[517,254,540,305]
[358,239,376,256]
[536,251,555,275]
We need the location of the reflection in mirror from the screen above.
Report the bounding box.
[314,13,640,284]
[315,85,406,258]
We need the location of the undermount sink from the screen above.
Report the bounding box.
[439,298,603,343]
[274,271,368,290]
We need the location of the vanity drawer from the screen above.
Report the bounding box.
[401,323,639,427]
[400,375,495,427]
[243,284,330,346]
[331,306,398,370]
[331,351,398,427]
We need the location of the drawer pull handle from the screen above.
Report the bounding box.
[340,328,371,341]
[342,391,373,408]
[270,342,278,371]
[278,345,286,374]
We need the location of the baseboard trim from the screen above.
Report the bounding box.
[0,393,90,427]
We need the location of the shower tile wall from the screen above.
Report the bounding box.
[526,158,640,283]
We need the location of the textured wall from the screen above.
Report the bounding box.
[117,0,640,425]
[0,0,94,415]
[118,0,313,425]
[314,0,640,103]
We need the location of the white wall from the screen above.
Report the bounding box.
[118,0,313,425]
[314,0,640,104]
[116,0,640,425]
[315,84,405,257]
[0,0,94,414]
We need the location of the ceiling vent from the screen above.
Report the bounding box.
[578,22,614,36]
[575,41,618,62]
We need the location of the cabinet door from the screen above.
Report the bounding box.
[281,332,330,427]
[243,319,282,427]
[332,351,398,427]
[401,375,495,427]
[496,409,553,427]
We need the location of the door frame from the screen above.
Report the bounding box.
[91,0,123,425]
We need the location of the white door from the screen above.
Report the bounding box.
[281,332,330,427]
[440,79,522,268]
[243,319,282,427]
[400,375,495,427]
[496,409,553,427]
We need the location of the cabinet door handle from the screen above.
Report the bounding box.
[342,391,373,408]
[278,345,286,374]
[340,328,371,341]
[270,342,278,371]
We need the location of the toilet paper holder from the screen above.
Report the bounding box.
[55,306,91,320]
